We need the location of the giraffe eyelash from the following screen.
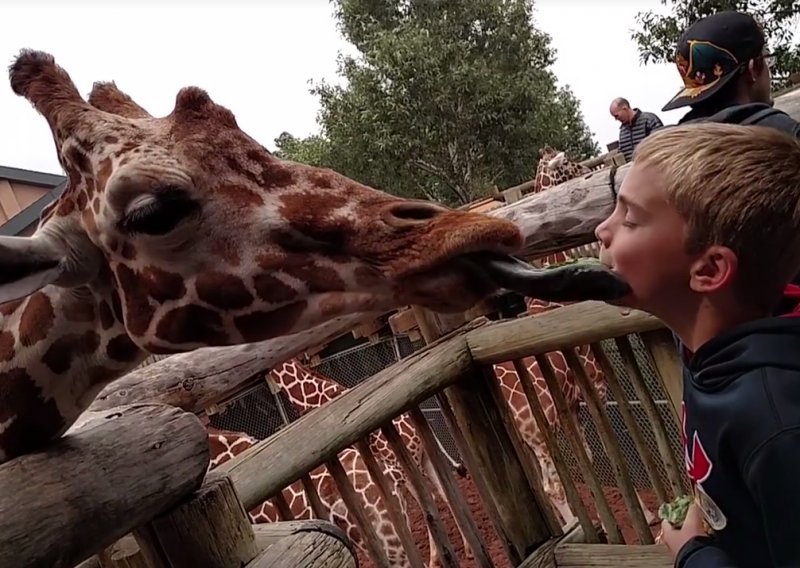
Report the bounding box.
[119,187,201,236]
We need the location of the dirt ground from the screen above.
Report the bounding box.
[354,473,661,567]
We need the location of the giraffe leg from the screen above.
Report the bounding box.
[532,443,575,528]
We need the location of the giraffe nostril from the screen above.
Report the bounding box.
[382,202,447,228]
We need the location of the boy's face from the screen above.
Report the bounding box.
[595,163,698,316]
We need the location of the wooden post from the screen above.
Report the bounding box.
[247,527,357,567]
[0,404,209,568]
[135,472,260,568]
[444,365,555,563]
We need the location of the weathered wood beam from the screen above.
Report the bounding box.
[487,85,800,260]
[84,313,373,415]
[466,300,663,365]
[0,404,209,568]
[217,324,480,511]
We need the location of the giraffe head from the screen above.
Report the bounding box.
[534,145,591,193]
[2,50,630,353]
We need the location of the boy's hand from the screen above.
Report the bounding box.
[658,503,707,558]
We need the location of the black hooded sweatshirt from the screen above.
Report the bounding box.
[675,285,800,567]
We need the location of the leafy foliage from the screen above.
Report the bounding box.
[632,1,800,89]
[275,0,600,206]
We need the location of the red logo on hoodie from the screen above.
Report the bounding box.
[682,401,713,484]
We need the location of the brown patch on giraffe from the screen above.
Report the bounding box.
[98,300,115,330]
[106,334,141,363]
[252,273,298,304]
[255,251,346,296]
[115,265,156,336]
[155,305,228,345]
[0,299,23,317]
[63,296,96,323]
[305,170,335,189]
[0,367,65,460]
[234,301,307,342]
[77,190,88,211]
[216,184,264,208]
[0,331,14,362]
[120,242,137,260]
[95,157,113,192]
[139,265,186,303]
[104,135,119,145]
[260,162,295,189]
[42,331,101,374]
[18,293,54,347]
[195,272,254,310]
[65,145,90,173]
[56,198,75,216]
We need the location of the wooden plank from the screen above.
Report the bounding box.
[251,520,353,553]
[247,529,357,568]
[0,403,209,568]
[467,301,664,365]
[554,543,672,567]
[86,313,371,414]
[444,365,554,564]
[218,330,476,511]
[640,329,683,419]
[136,472,259,568]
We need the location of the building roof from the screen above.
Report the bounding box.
[0,165,66,236]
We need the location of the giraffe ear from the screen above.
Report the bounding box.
[0,236,65,304]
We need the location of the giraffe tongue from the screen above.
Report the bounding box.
[477,253,632,302]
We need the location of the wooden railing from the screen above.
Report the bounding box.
[215,301,685,567]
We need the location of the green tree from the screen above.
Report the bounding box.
[277,0,599,206]
[632,1,800,90]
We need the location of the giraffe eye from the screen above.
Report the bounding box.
[119,186,200,236]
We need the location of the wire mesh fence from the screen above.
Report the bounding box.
[133,324,686,501]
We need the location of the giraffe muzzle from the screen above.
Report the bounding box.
[477,253,632,302]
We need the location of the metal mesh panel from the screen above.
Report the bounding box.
[207,383,298,440]
[308,330,687,500]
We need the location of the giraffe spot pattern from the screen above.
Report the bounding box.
[106,334,141,363]
[195,272,254,310]
[18,293,54,347]
[0,367,65,461]
[115,264,156,336]
[216,184,264,208]
[63,295,96,323]
[139,266,185,302]
[0,299,22,317]
[0,332,14,362]
[233,302,307,343]
[98,300,115,330]
[252,273,298,304]
[42,331,101,375]
[155,305,228,346]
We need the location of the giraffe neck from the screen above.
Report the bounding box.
[0,281,147,462]
[271,361,344,413]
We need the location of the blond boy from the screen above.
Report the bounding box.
[595,123,800,567]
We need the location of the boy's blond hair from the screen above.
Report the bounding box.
[633,123,800,309]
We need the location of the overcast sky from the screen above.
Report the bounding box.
[1,0,774,176]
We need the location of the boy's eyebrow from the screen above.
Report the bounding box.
[618,194,647,213]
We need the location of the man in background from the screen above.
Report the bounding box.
[610,97,664,161]
[662,10,800,137]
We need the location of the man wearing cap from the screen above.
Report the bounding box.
[662,10,800,136]
[610,97,664,161]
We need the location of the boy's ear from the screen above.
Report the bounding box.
[689,245,738,294]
